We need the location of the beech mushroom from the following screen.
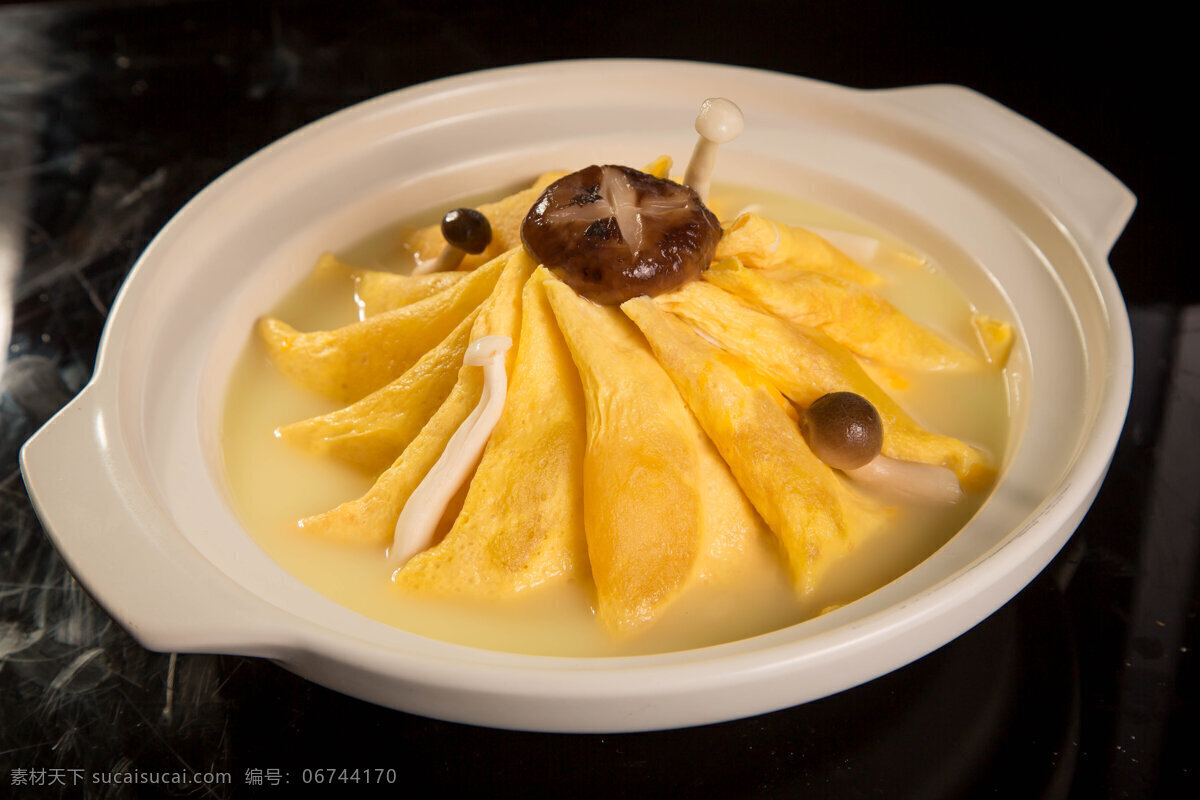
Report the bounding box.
[843,455,964,505]
[800,392,883,470]
[413,207,492,275]
[801,392,963,504]
[683,97,744,203]
[389,335,512,567]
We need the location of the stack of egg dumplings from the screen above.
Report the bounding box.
[258,158,1011,635]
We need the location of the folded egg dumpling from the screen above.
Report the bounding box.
[395,268,588,597]
[350,264,466,317]
[656,280,993,489]
[972,313,1015,367]
[714,213,881,287]
[704,258,981,372]
[277,307,479,473]
[295,250,534,545]
[623,296,882,593]
[311,251,467,316]
[545,279,710,633]
[259,251,507,404]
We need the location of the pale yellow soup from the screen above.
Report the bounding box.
[221,182,1012,657]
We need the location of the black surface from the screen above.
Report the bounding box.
[1,2,1192,798]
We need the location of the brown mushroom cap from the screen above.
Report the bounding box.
[520,165,722,305]
[801,392,884,470]
[441,207,492,255]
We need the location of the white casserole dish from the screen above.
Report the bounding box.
[20,59,1134,732]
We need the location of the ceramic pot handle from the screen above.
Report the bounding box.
[881,84,1136,255]
[20,385,296,656]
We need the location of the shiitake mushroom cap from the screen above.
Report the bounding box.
[801,392,884,470]
[520,165,722,305]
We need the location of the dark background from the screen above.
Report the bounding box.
[1,1,1192,798]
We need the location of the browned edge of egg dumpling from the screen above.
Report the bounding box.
[520,165,722,305]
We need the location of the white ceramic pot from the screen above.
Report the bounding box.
[20,60,1134,732]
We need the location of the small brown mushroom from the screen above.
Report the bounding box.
[413,207,492,275]
[801,392,962,504]
[800,392,883,470]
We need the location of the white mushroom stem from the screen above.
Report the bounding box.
[389,335,513,567]
[843,454,964,505]
[412,244,465,275]
[683,97,744,203]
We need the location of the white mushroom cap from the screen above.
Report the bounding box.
[684,97,744,203]
[695,97,744,144]
[463,334,512,366]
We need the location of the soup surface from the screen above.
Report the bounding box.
[221,180,1012,657]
